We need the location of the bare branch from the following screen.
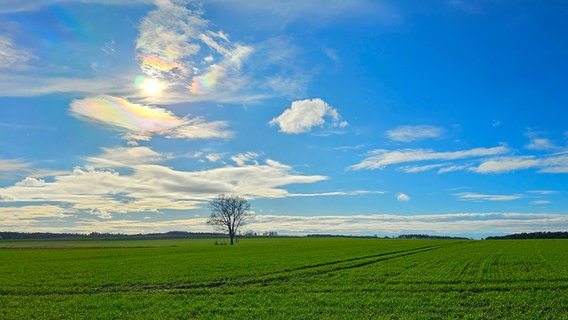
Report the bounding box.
[207,194,252,245]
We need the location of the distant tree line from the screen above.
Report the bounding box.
[0,231,224,240]
[307,234,380,238]
[397,234,470,240]
[485,231,568,240]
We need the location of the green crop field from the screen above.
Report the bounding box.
[1,238,567,319]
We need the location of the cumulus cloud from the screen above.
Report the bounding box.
[69,95,232,141]
[15,177,46,187]
[396,193,410,202]
[386,125,444,142]
[269,98,348,134]
[350,146,509,170]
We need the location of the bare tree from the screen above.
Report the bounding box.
[207,194,252,245]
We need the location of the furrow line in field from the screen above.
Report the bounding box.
[232,241,471,287]
[2,241,472,296]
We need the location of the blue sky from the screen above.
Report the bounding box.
[0,0,567,238]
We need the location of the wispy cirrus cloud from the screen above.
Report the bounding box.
[269,98,348,134]
[454,192,524,202]
[69,95,232,142]
[386,125,444,142]
[0,158,31,173]
[350,146,508,170]
[474,152,568,174]
[352,141,568,175]
[0,35,36,70]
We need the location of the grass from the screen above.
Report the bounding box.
[1,238,567,319]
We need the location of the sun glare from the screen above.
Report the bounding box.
[142,78,162,96]
[135,76,163,96]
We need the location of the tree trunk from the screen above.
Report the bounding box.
[229,231,234,245]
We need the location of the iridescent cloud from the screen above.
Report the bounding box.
[69,95,231,140]
[70,95,184,134]
[135,0,253,99]
[135,1,205,80]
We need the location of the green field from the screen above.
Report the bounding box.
[1,238,567,319]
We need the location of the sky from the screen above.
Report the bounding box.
[0,0,567,239]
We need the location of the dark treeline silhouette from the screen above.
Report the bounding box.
[307,234,380,238]
[397,234,470,240]
[486,231,568,240]
[0,231,223,240]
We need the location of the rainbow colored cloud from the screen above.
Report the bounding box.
[69,95,231,141]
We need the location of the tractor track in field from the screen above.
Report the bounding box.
[149,241,473,293]
[3,241,472,296]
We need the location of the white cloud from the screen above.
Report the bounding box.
[289,190,386,197]
[396,193,410,202]
[0,147,331,220]
[531,200,550,205]
[400,164,444,173]
[474,152,568,174]
[528,190,558,195]
[86,146,168,168]
[168,118,233,140]
[386,125,444,142]
[269,98,347,134]
[526,138,556,151]
[454,192,523,202]
[350,146,509,170]
[0,35,36,70]
[90,208,113,219]
[231,152,260,166]
[204,153,225,163]
[475,156,540,173]
[0,205,69,219]
[15,177,46,187]
[0,159,31,172]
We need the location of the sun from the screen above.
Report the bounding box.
[142,78,162,96]
[135,76,163,96]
